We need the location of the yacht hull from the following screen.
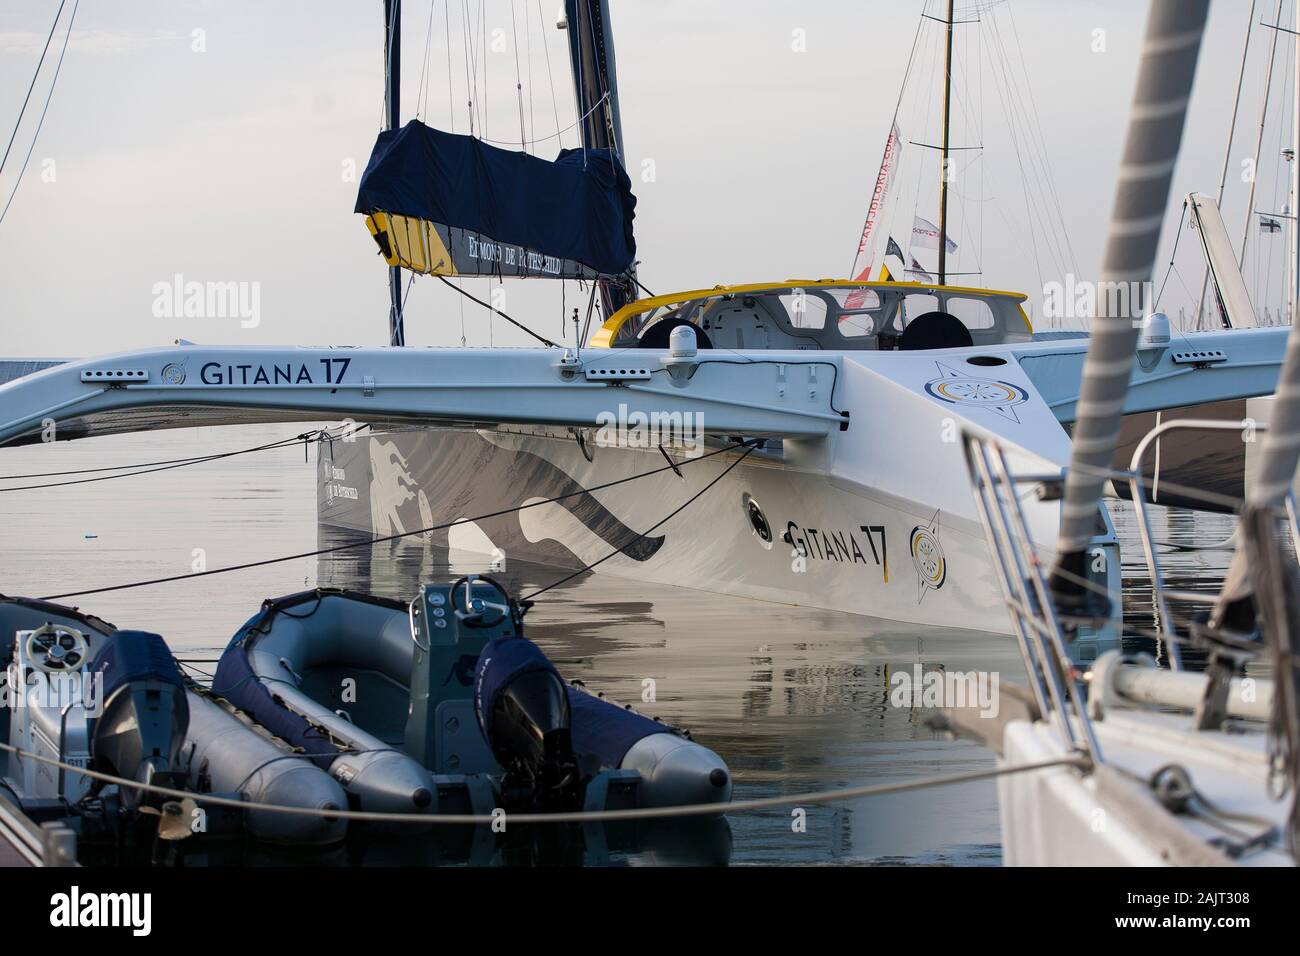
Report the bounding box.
[318,426,1026,635]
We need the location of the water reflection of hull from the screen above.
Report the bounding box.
[317,426,1025,634]
[311,515,1027,865]
[1106,399,1247,511]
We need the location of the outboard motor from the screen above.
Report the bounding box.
[474,636,580,811]
[88,631,190,811]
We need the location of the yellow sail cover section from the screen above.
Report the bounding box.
[365,211,458,276]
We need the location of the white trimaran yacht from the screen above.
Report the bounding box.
[0,1,1292,648]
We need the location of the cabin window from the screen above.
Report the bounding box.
[780,291,827,330]
[942,296,997,330]
[837,311,877,337]
[898,294,942,330]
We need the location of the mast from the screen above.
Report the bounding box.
[563,0,633,316]
[1290,0,1299,323]
[1194,0,1257,330]
[384,0,405,346]
[937,0,955,285]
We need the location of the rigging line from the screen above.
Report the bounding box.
[38,440,753,601]
[536,0,564,149]
[580,276,598,344]
[1153,201,1189,310]
[1240,0,1286,277]
[473,91,607,146]
[459,0,476,136]
[523,0,535,152]
[0,0,78,229]
[1002,2,1080,275]
[978,17,1046,297]
[904,8,940,267]
[522,443,759,600]
[984,12,1069,281]
[436,273,557,346]
[415,0,437,119]
[480,0,489,142]
[982,10,1066,278]
[444,0,455,133]
[510,0,527,150]
[457,276,467,344]
[0,0,66,178]
[849,10,925,277]
[1195,0,1258,326]
[0,431,338,490]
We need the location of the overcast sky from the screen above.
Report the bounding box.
[0,0,1295,356]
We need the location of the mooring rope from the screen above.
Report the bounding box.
[522,443,757,600]
[0,737,1086,826]
[37,439,758,601]
[0,429,342,491]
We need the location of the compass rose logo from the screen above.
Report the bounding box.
[910,509,947,603]
[923,362,1029,422]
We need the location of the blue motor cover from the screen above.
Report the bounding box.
[473,636,564,743]
[474,636,672,771]
[88,631,190,808]
[90,630,185,698]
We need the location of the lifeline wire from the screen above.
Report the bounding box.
[38,439,758,601]
[0,735,1085,827]
[437,274,559,346]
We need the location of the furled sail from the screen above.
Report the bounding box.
[1188,192,1255,329]
[355,120,637,280]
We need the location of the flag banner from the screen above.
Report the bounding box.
[912,216,957,254]
[885,236,906,262]
[849,122,903,281]
[907,257,935,282]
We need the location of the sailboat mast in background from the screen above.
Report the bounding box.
[383,0,405,346]
[937,0,954,285]
[562,0,634,317]
[1290,0,1298,324]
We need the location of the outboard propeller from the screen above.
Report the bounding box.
[88,631,191,813]
[475,637,580,812]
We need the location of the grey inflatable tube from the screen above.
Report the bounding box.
[182,691,348,845]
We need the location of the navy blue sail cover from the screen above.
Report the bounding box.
[474,635,669,768]
[355,120,637,278]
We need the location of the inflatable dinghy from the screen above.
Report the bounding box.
[211,577,732,831]
[2,579,733,858]
[0,594,346,848]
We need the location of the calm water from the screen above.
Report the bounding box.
[0,423,1225,865]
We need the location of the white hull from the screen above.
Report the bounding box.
[320,425,1036,635]
[998,715,1293,867]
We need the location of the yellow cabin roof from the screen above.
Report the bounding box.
[589,279,1031,348]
